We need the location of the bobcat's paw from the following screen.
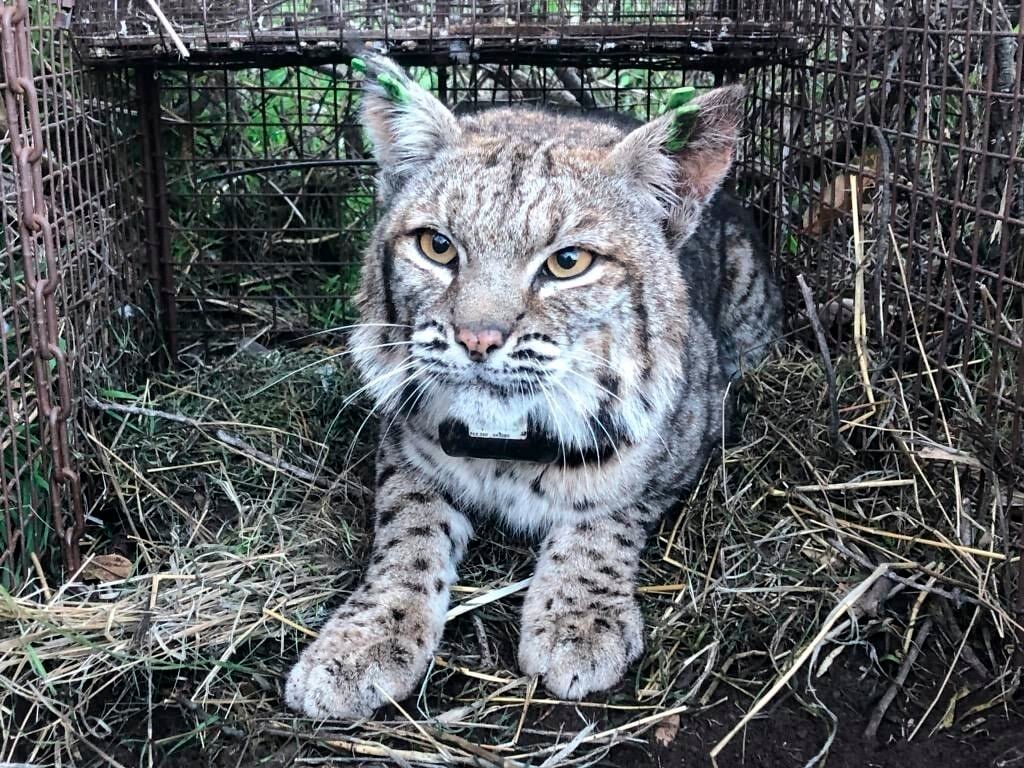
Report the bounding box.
[285,620,429,719]
[518,597,643,699]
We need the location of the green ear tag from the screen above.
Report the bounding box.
[666,86,696,110]
[664,88,701,151]
[351,58,409,104]
[376,72,409,104]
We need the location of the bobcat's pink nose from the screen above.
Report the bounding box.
[455,324,508,361]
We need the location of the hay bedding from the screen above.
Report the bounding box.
[0,337,1019,766]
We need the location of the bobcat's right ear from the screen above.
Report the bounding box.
[605,84,746,244]
[354,54,460,201]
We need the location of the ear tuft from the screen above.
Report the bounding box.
[605,83,746,243]
[355,53,460,201]
[672,84,746,203]
[603,114,681,214]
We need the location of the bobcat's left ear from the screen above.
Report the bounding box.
[605,85,746,241]
[354,54,461,202]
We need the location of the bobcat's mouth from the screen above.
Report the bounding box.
[440,363,547,396]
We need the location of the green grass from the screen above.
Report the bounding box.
[0,411,52,591]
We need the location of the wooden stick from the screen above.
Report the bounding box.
[446,578,531,621]
[850,175,877,412]
[510,702,692,760]
[864,618,933,740]
[214,429,327,487]
[29,551,53,602]
[771,478,915,494]
[710,564,892,763]
[144,0,190,59]
[797,273,842,450]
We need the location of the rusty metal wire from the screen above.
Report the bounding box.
[739,0,1024,474]
[0,0,144,586]
[71,0,816,68]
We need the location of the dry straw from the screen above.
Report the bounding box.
[1,324,1019,764]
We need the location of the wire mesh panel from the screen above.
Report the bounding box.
[0,0,145,587]
[158,64,373,350]
[156,62,724,351]
[740,0,1024,476]
[71,0,815,68]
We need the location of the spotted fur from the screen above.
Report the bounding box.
[285,55,782,718]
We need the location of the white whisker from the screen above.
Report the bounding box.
[373,369,438,463]
[556,373,626,467]
[537,376,571,474]
[341,360,418,408]
[562,366,626,407]
[291,321,414,342]
[550,376,604,473]
[247,340,415,398]
[343,364,425,471]
[571,348,672,455]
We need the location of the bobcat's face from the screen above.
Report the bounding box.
[350,56,744,448]
[368,125,687,439]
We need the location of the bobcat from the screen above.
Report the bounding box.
[285,54,782,718]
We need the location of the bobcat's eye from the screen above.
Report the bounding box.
[545,247,595,280]
[416,229,457,266]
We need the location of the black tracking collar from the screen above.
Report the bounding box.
[438,418,621,466]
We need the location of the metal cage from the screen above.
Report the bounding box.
[1,0,143,586]
[73,0,815,68]
[742,1,1024,476]
[0,0,1021,611]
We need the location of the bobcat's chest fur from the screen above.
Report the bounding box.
[401,417,656,531]
[392,306,724,533]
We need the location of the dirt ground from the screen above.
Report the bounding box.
[92,650,1023,768]
[658,661,1024,768]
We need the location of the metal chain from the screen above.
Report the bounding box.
[1,0,84,574]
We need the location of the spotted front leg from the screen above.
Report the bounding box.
[518,512,646,699]
[285,460,472,719]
